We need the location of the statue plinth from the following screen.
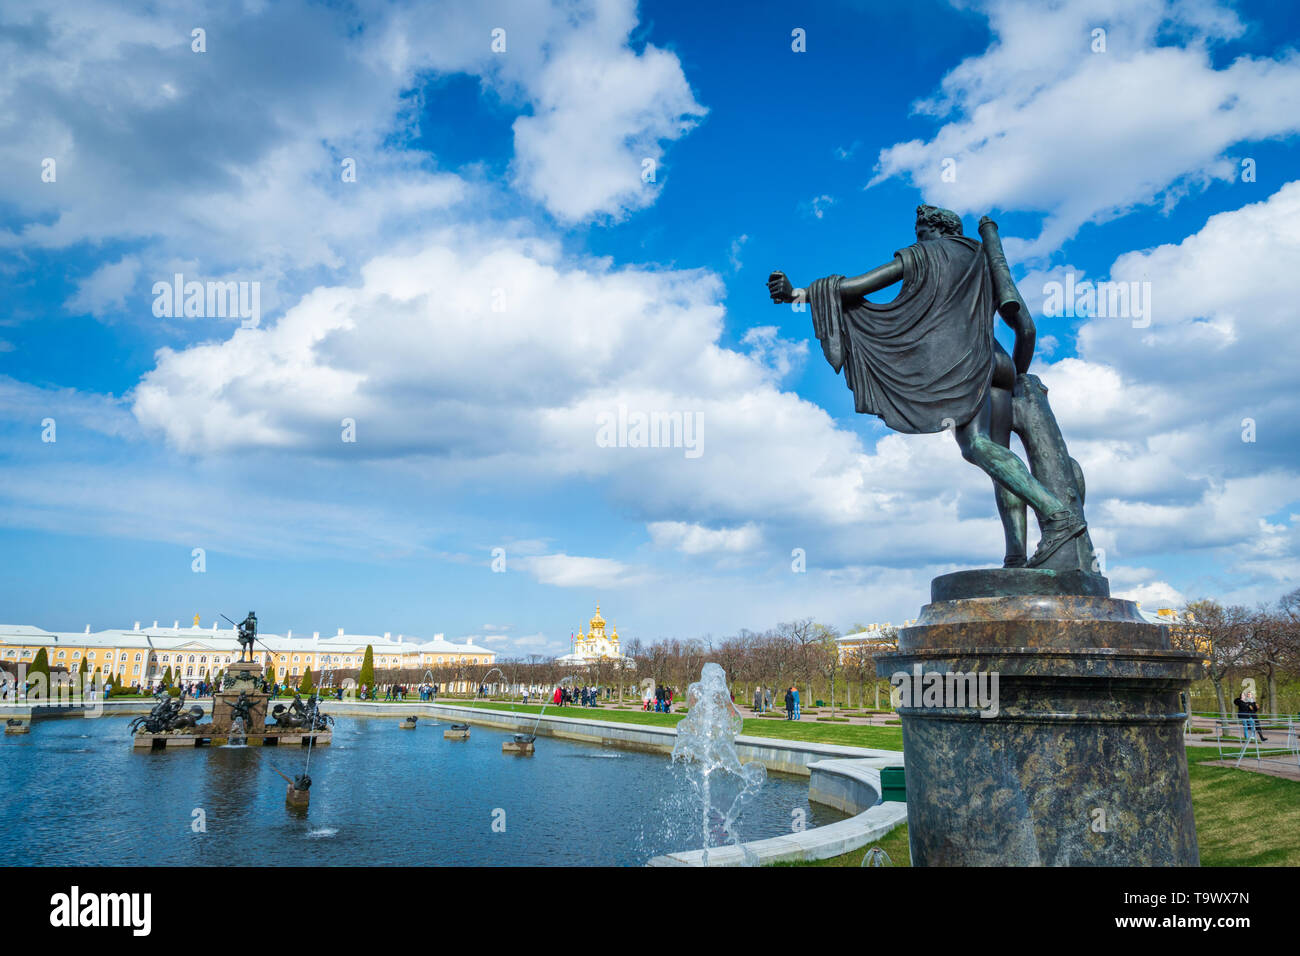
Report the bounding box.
[212,662,269,734]
[876,571,1202,866]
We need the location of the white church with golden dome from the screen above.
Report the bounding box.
[556,603,633,665]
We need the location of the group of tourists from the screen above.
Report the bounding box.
[553,684,601,707]
[643,685,674,712]
[749,685,801,719]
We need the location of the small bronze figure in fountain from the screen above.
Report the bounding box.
[226,690,254,728]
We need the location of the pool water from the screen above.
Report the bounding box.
[0,714,847,866]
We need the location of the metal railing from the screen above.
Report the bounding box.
[1205,715,1299,770]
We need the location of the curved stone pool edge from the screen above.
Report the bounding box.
[7,699,907,865]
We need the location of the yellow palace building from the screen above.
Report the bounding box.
[0,618,494,687]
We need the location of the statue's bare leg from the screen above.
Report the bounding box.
[954,398,1067,523]
[987,344,1027,565]
[989,385,1027,566]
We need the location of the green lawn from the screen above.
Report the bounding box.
[454,700,905,750]
[798,747,1300,867]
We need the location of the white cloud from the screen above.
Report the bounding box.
[869,0,1300,257]
[65,256,141,316]
[648,521,761,555]
[0,0,704,329]
[1112,580,1188,609]
[521,553,645,589]
[509,13,706,221]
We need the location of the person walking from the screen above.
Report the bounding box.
[793,686,801,720]
[784,687,794,720]
[753,685,763,713]
[1234,688,1267,742]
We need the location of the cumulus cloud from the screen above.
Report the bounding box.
[126,224,1012,573]
[0,0,704,329]
[521,553,645,589]
[1112,579,1188,609]
[869,0,1300,257]
[1028,181,1300,586]
[648,521,761,555]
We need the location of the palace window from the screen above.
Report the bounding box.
[134,653,142,661]
[57,651,66,658]
[120,653,127,661]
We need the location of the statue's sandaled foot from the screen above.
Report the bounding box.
[1003,553,1027,569]
[1027,510,1086,568]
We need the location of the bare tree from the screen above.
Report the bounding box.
[1182,600,1253,716]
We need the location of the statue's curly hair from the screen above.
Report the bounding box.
[915,204,963,236]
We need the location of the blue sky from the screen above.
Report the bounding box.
[2,0,1299,657]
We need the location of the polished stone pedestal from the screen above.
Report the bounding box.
[876,571,1202,866]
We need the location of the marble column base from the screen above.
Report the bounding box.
[876,572,1202,866]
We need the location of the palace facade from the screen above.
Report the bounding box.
[0,619,495,687]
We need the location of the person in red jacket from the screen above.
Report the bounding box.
[553,686,563,706]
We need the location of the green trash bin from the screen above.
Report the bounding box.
[880,765,906,803]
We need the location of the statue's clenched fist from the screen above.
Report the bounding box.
[767,270,795,304]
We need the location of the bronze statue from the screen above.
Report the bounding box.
[769,205,1095,573]
[235,611,257,662]
[270,691,332,731]
[227,690,254,728]
[130,691,204,734]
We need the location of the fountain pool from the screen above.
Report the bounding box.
[0,714,847,866]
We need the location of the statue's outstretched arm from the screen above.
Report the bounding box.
[770,258,902,305]
[837,258,904,300]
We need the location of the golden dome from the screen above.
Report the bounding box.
[589,603,606,629]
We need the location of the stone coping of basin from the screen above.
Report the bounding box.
[3,698,900,765]
[368,701,903,768]
[647,758,907,867]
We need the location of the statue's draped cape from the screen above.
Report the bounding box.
[808,235,995,434]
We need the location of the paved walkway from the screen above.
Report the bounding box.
[1200,758,1300,781]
